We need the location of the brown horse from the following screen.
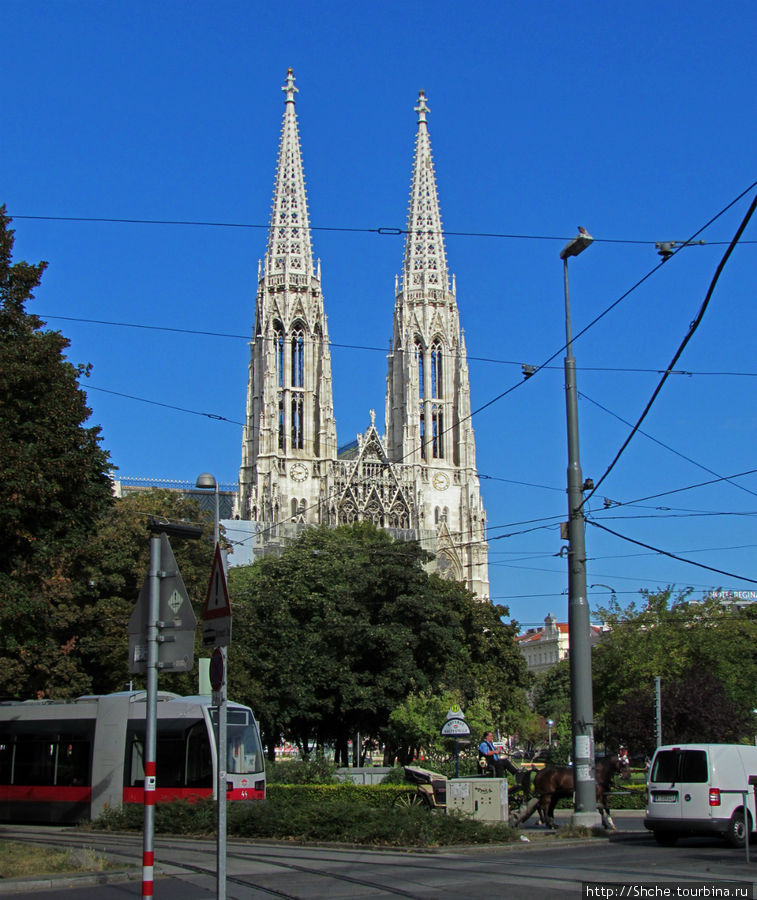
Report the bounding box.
[532,750,631,829]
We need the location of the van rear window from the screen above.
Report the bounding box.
[651,749,708,783]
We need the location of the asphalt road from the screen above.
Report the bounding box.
[2,815,755,899]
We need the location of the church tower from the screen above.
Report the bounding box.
[385,90,489,598]
[237,70,337,526]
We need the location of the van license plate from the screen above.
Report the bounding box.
[653,791,677,803]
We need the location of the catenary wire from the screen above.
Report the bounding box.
[581,190,757,508]
[21,183,757,560]
[578,392,757,500]
[586,520,757,584]
[13,212,757,245]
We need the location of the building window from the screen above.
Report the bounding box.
[278,398,285,450]
[419,406,426,460]
[415,339,424,400]
[291,327,304,388]
[431,340,442,399]
[291,393,304,449]
[432,405,443,458]
[274,325,285,389]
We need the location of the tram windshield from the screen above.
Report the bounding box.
[211,708,264,775]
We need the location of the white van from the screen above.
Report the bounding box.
[645,743,757,847]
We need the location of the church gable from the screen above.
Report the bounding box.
[333,416,414,529]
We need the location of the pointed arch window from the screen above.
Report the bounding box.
[432,404,443,459]
[291,392,304,449]
[274,324,285,389]
[431,340,443,399]
[291,326,304,388]
[415,338,425,400]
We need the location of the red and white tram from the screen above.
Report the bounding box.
[0,691,266,823]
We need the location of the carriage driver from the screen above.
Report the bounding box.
[478,731,520,778]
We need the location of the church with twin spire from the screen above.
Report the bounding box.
[235,70,489,600]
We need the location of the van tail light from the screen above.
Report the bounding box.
[709,788,721,806]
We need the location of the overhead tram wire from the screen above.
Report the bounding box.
[587,520,757,585]
[32,180,757,554]
[14,212,757,246]
[579,391,757,500]
[38,312,757,378]
[581,188,757,510]
[33,314,757,379]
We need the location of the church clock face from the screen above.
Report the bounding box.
[290,463,309,483]
[432,472,449,491]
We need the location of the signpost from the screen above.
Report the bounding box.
[202,543,232,900]
[129,519,201,900]
[441,707,472,778]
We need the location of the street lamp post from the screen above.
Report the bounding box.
[195,472,227,900]
[547,718,554,747]
[560,229,601,828]
[196,472,220,546]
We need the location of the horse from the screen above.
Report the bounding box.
[531,749,630,829]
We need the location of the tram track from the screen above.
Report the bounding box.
[5,824,750,899]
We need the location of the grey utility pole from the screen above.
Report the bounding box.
[561,228,601,828]
[196,472,228,900]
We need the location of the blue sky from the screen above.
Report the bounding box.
[4,0,756,629]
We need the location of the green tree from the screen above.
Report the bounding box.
[77,489,218,696]
[532,658,571,726]
[0,206,114,698]
[228,523,530,761]
[592,588,757,752]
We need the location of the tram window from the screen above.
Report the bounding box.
[212,709,264,775]
[185,722,212,788]
[126,719,208,788]
[128,735,145,787]
[53,737,90,785]
[0,742,12,783]
[13,737,56,786]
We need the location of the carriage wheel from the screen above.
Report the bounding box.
[393,790,430,809]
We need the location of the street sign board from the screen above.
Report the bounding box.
[440,717,471,737]
[127,533,198,674]
[201,544,232,648]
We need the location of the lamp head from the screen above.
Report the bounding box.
[195,472,217,490]
[560,227,593,260]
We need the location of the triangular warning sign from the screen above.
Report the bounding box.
[203,544,231,620]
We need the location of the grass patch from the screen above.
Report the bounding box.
[0,841,116,878]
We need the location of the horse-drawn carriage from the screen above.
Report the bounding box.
[395,749,631,829]
[508,749,631,829]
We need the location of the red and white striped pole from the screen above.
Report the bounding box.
[142,534,160,899]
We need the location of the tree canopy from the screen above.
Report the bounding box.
[592,588,757,753]
[227,522,530,761]
[0,206,114,698]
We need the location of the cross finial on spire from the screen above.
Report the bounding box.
[415,90,429,124]
[282,68,298,104]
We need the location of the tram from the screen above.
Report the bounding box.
[0,691,266,823]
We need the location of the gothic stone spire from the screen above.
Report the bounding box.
[237,70,337,523]
[401,90,450,296]
[265,68,315,284]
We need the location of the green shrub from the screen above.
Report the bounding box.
[267,757,341,785]
[91,791,521,846]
